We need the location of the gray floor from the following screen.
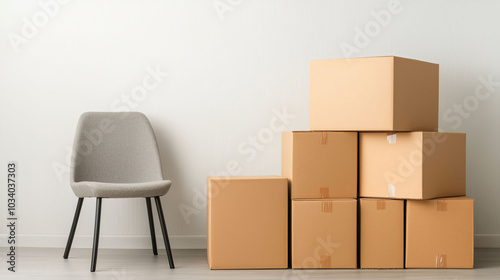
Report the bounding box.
[1,248,499,279]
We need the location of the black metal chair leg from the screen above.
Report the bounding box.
[63,197,84,259]
[154,196,175,269]
[146,197,158,255]
[90,198,102,272]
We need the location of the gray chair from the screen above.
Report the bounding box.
[63,112,175,272]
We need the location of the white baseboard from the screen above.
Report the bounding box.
[475,234,500,248]
[1,234,499,249]
[0,234,207,249]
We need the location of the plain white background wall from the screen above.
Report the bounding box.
[0,0,499,249]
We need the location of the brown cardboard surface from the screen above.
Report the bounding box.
[360,198,404,269]
[406,196,474,268]
[292,199,357,269]
[282,131,357,199]
[207,176,288,269]
[359,132,466,199]
[310,56,438,131]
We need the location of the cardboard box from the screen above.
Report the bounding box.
[282,131,357,199]
[359,132,466,199]
[360,198,404,269]
[406,196,474,268]
[207,176,288,269]
[310,56,439,131]
[292,199,357,268]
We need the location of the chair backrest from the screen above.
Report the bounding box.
[70,112,164,184]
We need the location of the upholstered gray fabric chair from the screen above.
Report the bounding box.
[63,112,175,272]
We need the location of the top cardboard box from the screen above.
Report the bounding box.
[310,56,439,131]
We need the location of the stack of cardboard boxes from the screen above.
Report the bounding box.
[309,56,473,269]
[207,56,474,270]
[283,131,358,268]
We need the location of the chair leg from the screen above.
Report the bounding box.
[90,198,102,272]
[146,197,158,255]
[63,197,84,259]
[154,196,175,269]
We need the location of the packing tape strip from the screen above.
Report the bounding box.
[387,133,397,144]
[436,254,447,268]
[320,187,329,198]
[377,200,386,210]
[387,184,396,197]
[320,132,328,145]
[435,200,448,211]
[321,201,333,213]
[320,255,331,268]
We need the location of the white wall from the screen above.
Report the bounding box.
[1,0,499,249]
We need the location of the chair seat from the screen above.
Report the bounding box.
[71,180,172,198]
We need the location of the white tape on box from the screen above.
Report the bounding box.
[387,134,397,144]
[387,184,396,197]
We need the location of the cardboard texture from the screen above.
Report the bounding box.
[309,56,439,131]
[292,199,357,269]
[282,131,357,199]
[406,196,474,268]
[360,198,404,269]
[207,176,288,269]
[359,132,466,199]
